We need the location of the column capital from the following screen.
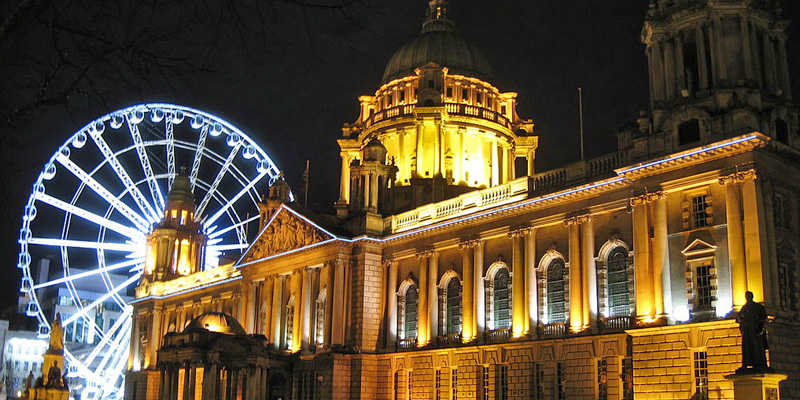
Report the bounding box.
[563,212,592,227]
[719,168,758,185]
[382,258,397,268]
[458,236,482,250]
[415,247,436,259]
[629,190,665,206]
[508,225,533,239]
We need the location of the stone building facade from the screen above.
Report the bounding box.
[125,1,800,399]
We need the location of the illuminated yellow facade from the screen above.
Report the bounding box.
[126,1,800,400]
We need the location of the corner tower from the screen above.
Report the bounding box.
[336,0,538,219]
[634,0,797,154]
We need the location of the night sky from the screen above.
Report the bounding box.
[1,1,799,316]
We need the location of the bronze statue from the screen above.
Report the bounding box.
[46,361,62,388]
[736,291,769,372]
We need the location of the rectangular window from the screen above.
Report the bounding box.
[452,369,458,400]
[476,92,483,105]
[496,365,508,400]
[394,371,400,400]
[774,192,791,230]
[695,262,714,311]
[399,91,405,103]
[691,194,710,228]
[387,95,393,106]
[597,360,608,400]
[533,363,544,400]
[556,362,566,400]
[694,351,708,397]
[622,357,634,400]
[501,105,507,115]
[446,86,453,98]
[462,89,469,102]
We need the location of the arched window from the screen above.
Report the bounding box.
[493,268,512,330]
[547,259,566,323]
[400,284,418,340]
[446,278,462,335]
[678,119,701,146]
[607,248,631,317]
[776,118,789,144]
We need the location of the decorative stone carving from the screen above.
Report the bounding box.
[247,210,331,259]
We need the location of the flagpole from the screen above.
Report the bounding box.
[304,160,310,208]
[578,87,585,161]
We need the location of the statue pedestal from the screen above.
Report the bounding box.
[724,371,788,400]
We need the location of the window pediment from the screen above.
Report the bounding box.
[681,238,717,258]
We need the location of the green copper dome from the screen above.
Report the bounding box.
[167,173,195,204]
[381,1,493,84]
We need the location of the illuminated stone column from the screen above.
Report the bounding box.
[459,240,477,342]
[580,216,597,328]
[510,229,527,337]
[300,267,313,349]
[721,174,747,310]
[416,251,431,346]
[291,270,302,352]
[415,124,423,177]
[262,279,273,337]
[148,305,162,368]
[631,195,654,322]
[567,219,583,332]
[713,17,727,80]
[525,229,537,333]
[271,275,285,350]
[491,140,499,186]
[741,171,766,303]
[652,193,669,318]
[386,259,398,348]
[429,251,439,341]
[527,151,535,176]
[339,152,350,203]
[247,283,257,333]
[664,38,676,101]
[475,240,486,338]
[323,261,334,348]
[331,260,347,346]
[370,173,379,211]
[777,36,791,98]
[130,314,141,370]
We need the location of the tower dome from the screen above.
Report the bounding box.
[381,0,492,84]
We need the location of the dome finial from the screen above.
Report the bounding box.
[422,0,454,33]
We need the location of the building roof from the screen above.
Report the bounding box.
[381,1,492,84]
[167,172,195,204]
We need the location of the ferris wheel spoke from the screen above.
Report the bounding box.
[127,116,165,212]
[32,258,143,290]
[189,124,209,191]
[28,237,140,252]
[207,213,259,240]
[34,192,144,241]
[83,314,130,371]
[56,155,150,231]
[90,129,160,222]
[196,143,241,218]
[166,118,176,188]
[64,273,141,326]
[203,169,267,229]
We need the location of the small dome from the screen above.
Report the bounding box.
[382,1,492,84]
[363,137,388,162]
[167,173,195,204]
[184,312,246,335]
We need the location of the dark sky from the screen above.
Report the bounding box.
[1,1,799,314]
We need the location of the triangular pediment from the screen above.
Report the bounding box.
[681,238,717,257]
[239,206,335,263]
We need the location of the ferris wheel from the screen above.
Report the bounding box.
[17,103,281,399]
